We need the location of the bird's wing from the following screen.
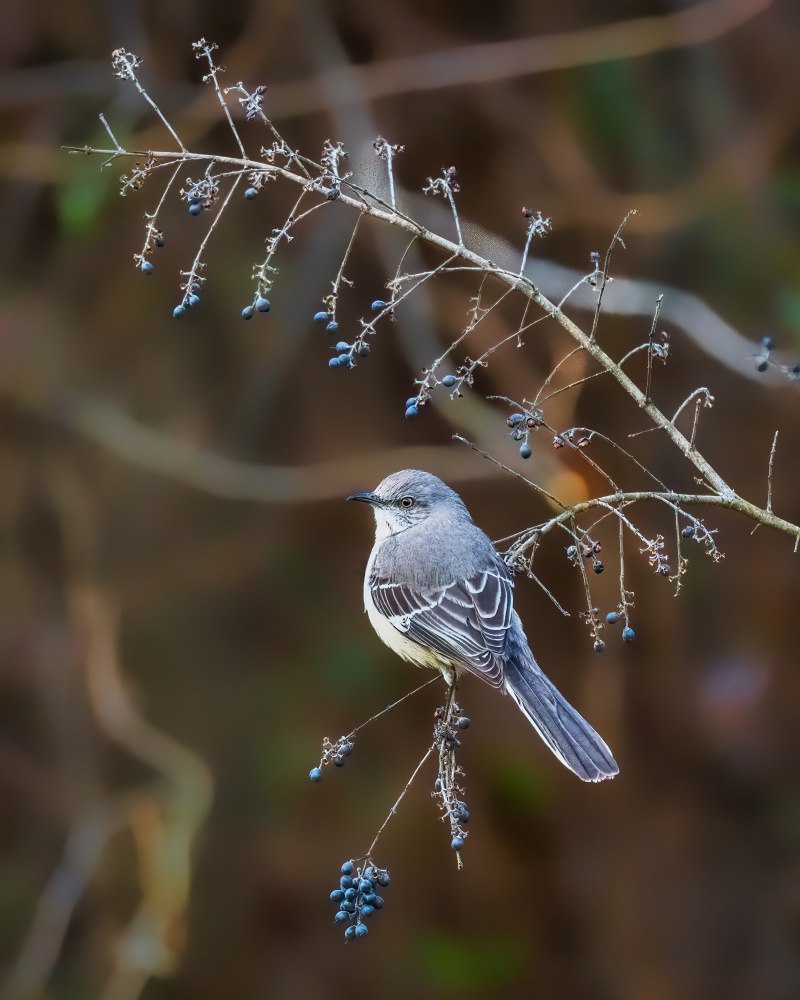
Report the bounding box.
[369,564,513,688]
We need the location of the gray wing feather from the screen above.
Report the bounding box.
[370,566,513,688]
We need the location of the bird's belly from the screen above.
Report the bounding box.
[363,571,457,685]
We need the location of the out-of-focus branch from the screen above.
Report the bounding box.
[56,394,501,500]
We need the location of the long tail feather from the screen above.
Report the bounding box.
[503,627,618,782]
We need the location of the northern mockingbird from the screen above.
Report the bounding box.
[348,469,618,782]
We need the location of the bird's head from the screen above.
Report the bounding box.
[347,469,469,539]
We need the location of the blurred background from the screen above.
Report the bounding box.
[1,0,800,998]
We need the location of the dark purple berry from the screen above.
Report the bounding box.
[681,525,694,538]
[593,562,604,574]
[155,238,165,247]
[456,717,470,729]
[508,413,525,425]
[519,444,531,459]
[256,296,270,313]
[357,343,370,357]
[375,872,390,887]
[361,904,375,918]
[756,360,768,373]
[594,639,605,653]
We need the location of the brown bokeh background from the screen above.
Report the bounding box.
[2,1,800,998]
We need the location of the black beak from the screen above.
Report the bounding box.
[346,492,379,505]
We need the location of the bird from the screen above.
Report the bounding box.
[347,469,618,782]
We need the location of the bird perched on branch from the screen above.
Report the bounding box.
[348,469,618,782]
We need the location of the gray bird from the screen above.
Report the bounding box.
[348,469,618,782]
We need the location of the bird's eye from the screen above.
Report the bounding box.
[399,496,414,508]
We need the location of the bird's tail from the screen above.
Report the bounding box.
[503,628,618,782]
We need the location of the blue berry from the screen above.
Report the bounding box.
[326,321,339,333]
[606,612,619,624]
[173,305,185,318]
[244,187,257,199]
[333,755,345,767]
[338,353,351,366]
[242,306,254,320]
[457,717,470,729]
[342,900,356,913]
[314,311,328,323]
[140,260,153,274]
[622,627,635,643]
[155,238,165,248]
[681,525,694,538]
[363,893,377,905]
[341,742,353,757]
[371,300,387,311]
[334,911,349,923]
[756,360,768,373]
[508,413,525,425]
[441,375,457,387]
[375,872,390,887]
[340,875,353,889]
[793,365,800,375]
[519,444,532,459]
[371,895,384,909]
[187,294,200,308]
[328,357,340,368]
[309,766,322,782]
[344,925,356,941]
[335,341,349,352]
[256,296,271,313]
[357,878,373,892]
[330,889,344,902]
[189,202,203,216]
[405,406,418,418]
[405,397,417,409]
[341,861,354,875]
[361,904,375,918]
[357,343,370,357]
[344,887,356,901]
[354,923,368,939]
[451,836,464,850]
[593,563,604,574]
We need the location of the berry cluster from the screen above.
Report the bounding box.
[432,707,471,857]
[506,408,544,460]
[241,296,271,320]
[308,734,355,782]
[605,611,635,643]
[313,300,387,369]
[566,540,604,574]
[330,861,389,941]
